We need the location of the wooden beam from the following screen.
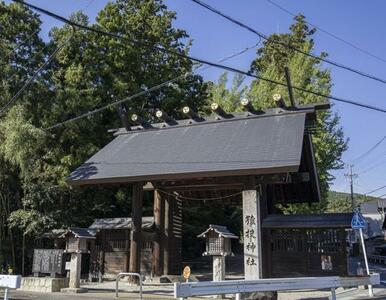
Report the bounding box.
[182,106,204,122]
[241,98,264,115]
[154,173,311,193]
[129,182,143,280]
[156,110,177,125]
[296,102,331,111]
[255,173,310,185]
[156,183,244,192]
[163,195,170,275]
[211,102,233,119]
[152,189,164,276]
[260,185,272,278]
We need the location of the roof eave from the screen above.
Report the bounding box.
[67,164,300,186]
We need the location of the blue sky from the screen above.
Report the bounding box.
[6,0,386,197]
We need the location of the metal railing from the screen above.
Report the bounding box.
[115,272,142,299]
[174,273,380,300]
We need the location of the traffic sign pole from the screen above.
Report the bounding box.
[359,227,373,297]
[351,209,374,297]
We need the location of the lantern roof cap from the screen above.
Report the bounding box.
[197,224,238,239]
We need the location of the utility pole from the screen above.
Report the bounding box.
[345,164,358,210]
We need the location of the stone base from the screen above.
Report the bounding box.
[20,277,69,293]
[61,287,88,293]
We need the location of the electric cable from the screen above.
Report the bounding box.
[13,0,386,129]
[365,185,386,195]
[45,42,260,130]
[264,0,386,64]
[190,0,386,85]
[351,136,386,165]
[0,28,74,114]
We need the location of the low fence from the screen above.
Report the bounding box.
[174,274,380,300]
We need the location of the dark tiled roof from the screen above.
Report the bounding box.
[89,216,155,231]
[262,213,354,229]
[197,224,238,239]
[67,110,308,185]
[62,228,97,239]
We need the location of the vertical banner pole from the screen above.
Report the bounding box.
[359,228,373,297]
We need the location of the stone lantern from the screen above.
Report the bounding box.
[60,228,96,293]
[197,225,238,282]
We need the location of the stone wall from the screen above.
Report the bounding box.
[20,277,69,292]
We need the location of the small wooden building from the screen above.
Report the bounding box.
[262,213,352,277]
[35,217,165,279]
[88,217,159,278]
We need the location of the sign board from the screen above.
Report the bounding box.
[183,266,191,280]
[32,249,65,275]
[351,210,366,229]
[0,275,21,289]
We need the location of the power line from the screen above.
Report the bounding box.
[14,0,386,117]
[1,28,41,65]
[45,42,260,130]
[45,76,187,130]
[264,0,386,65]
[190,0,386,85]
[359,157,386,175]
[365,185,386,195]
[0,30,73,114]
[352,135,386,165]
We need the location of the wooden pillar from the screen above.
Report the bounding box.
[260,185,271,278]
[124,234,130,272]
[152,189,164,276]
[129,182,143,277]
[98,230,105,283]
[163,195,170,275]
[242,179,263,280]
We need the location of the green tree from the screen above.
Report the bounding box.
[208,15,347,213]
[0,1,48,272]
[248,16,348,211]
[207,72,247,112]
[0,0,209,273]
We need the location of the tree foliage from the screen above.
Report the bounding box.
[0,0,208,273]
[208,15,348,213]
